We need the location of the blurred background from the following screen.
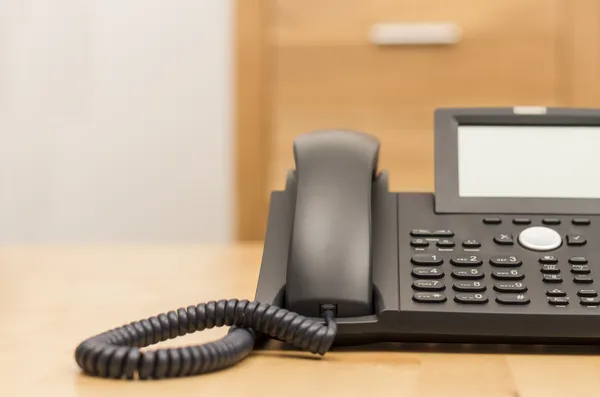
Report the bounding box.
[0,0,598,244]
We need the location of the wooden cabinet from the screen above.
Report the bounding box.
[236,0,600,241]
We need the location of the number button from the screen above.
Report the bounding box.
[412,280,445,291]
[454,293,488,304]
[543,274,562,283]
[571,265,591,274]
[450,255,483,266]
[569,256,588,264]
[489,255,522,267]
[494,282,527,293]
[539,255,558,264]
[452,268,484,280]
[492,269,524,280]
[411,254,443,265]
[412,267,444,279]
[453,281,486,292]
[496,294,530,305]
[413,292,447,303]
[540,264,560,274]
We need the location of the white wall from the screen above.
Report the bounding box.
[0,0,233,243]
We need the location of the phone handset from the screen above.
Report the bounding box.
[285,130,380,318]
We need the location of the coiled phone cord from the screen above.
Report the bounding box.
[75,298,337,379]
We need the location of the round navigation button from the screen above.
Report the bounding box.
[518,226,562,251]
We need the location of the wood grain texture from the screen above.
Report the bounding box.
[268,0,561,194]
[235,0,271,241]
[3,244,600,396]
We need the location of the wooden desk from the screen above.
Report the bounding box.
[2,244,600,396]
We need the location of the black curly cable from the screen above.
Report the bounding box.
[74,299,337,379]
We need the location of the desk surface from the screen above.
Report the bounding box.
[2,244,600,397]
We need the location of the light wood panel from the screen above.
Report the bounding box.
[235,0,600,241]
[268,0,561,194]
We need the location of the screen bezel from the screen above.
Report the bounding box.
[434,107,600,214]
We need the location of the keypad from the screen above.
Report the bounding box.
[408,226,595,308]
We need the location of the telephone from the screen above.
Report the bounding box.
[75,107,600,379]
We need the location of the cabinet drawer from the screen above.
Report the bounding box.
[268,0,560,193]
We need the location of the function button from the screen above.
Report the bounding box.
[518,227,562,251]
[494,281,527,293]
[411,254,443,265]
[453,281,486,292]
[571,265,591,274]
[410,229,432,237]
[580,296,600,306]
[462,239,481,248]
[513,218,531,225]
[436,239,455,248]
[542,218,561,225]
[543,274,562,283]
[494,233,514,245]
[496,294,530,305]
[433,229,454,237]
[492,269,524,280]
[412,267,444,279]
[567,234,587,246]
[541,264,560,274]
[569,256,588,264]
[454,293,488,304]
[413,292,447,303]
[483,217,501,224]
[548,297,570,306]
[450,255,483,266]
[452,268,484,280]
[574,275,594,284]
[489,255,522,267]
[412,280,445,291]
[539,255,559,264]
[578,289,597,297]
[572,218,591,225]
[410,238,429,247]
[546,288,567,297]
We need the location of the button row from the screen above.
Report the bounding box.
[410,229,454,237]
[413,280,525,293]
[493,232,586,246]
[483,217,590,225]
[413,292,529,305]
[410,239,481,248]
[411,267,524,280]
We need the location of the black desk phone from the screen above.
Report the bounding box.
[76,107,600,379]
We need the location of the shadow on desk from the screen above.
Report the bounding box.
[257,339,600,357]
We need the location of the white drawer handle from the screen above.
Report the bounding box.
[369,22,461,45]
